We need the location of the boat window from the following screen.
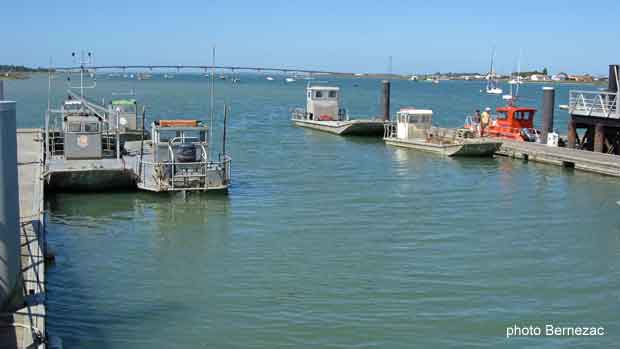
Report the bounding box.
[497,112,508,120]
[315,91,323,98]
[329,91,337,98]
[84,122,99,133]
[68,122,81,132]
[307,91,312,99]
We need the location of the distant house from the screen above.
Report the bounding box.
[551,72,569,81]
[529,74,550,81]
[573,74,594,83]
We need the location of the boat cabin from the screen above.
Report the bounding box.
[306,86,342,121]
[395,108,433,139]
[110,99,138,131]
[150,120,208,164]
[63,114,103,159]
[488,106,537,141]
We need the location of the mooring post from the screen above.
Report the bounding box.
[0,80,4,100]
[594,123,605,153]
[609,64,619,118]
[541,87,555,144]
[567,117,577,149]
[0,100,22,311]
[381,80,390,121]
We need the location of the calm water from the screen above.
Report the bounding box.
[6,75,620,348]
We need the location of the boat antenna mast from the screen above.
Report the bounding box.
[210,46,215,153]
[67,51,96,99]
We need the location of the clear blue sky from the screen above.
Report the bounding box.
[2,0,618,75]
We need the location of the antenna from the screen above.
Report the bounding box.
[67,50,96,98]
[210,46,215,154]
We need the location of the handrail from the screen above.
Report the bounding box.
[569,90,618,119]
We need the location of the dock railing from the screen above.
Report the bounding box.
[569,90,619,118]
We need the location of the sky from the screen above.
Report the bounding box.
[2,0,619,75]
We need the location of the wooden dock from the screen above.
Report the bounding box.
[497,139,620,177]
[0,129,46,348]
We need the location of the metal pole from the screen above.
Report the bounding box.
[138,107,146,179]
[0,80,4,100]
[116,111,120,160]
[222,105,228,157]
[541,87,555,144]
[210,47,215,156]
[0,100,22,311]
[381,80,390,121]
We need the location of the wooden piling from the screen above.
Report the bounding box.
[594,123,605,153]
[381,80,390,121]
[567,117,577,149]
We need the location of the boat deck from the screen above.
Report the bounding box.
[0,129,46,349]
[497,140,620,176]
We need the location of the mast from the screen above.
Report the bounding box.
[210,46,215,155]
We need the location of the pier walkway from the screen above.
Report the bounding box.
[0,129,46,348]
[497,139,620,177]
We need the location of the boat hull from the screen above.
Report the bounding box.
[384,137,500,157]
[293,119,385,136]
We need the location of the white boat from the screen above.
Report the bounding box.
[266,76,274,81]
[384,108,500,157]
[485,48,503,95]
[291,85,384,136]
[285,77,296,83]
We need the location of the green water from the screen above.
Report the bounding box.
[7,75,620,348]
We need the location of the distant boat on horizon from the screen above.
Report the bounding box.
[266,76,274,81]
[285,77,296,83]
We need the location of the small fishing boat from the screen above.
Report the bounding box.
[291,85,385,136]
[464,98,540,142]
[384,108,500,156]
[124,119,231,193]
[266,76,275,81]
[285,77,296,83]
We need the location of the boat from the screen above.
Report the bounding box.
[464,99,540,142]
[266,76,275,81]
[384,108,500,156]
[285,77,296,83]
[485,48,503,95]
[508,77,523,85]
[123,119,231,192]
[137,73,152,80]
[291,85,385,136]
[163,73,175,79]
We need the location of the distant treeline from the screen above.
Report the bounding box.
[0,65,51,73]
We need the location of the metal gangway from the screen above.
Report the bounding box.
[569,90,619,119]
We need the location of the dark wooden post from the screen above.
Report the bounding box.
[567,117,577,148]
[381,80,390,121]
[541,87,555,144]
[594,123,605,153]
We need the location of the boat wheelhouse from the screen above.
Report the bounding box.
[126,119,231,192]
